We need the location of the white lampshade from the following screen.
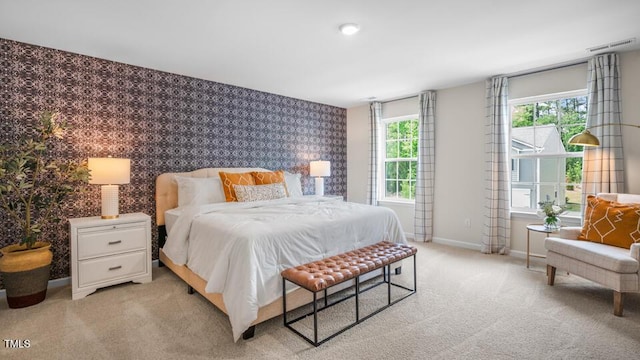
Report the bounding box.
[88,157,130,219]
[310,161,331,177]
[310,160,330,196]
[88,158,131,185]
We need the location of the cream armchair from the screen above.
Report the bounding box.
[545,193,640,316]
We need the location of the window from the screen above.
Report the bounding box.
[380,115,418,201]
[509,90,587,216]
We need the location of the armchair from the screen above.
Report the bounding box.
[545,193,640,316]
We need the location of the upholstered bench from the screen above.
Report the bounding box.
[281,241,417,346]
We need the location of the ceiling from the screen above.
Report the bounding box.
[1,0,639,108]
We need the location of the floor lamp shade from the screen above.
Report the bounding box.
[310,161,331,196]
[88,158,131,219]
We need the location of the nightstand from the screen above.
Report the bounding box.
[69,213,152,300]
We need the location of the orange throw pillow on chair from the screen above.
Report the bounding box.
[578,195,640,249]
[219,172,255,202]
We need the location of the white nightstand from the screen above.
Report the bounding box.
[69,213,152,300]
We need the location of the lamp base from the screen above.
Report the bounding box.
[100,185,120,219]
[314,177,325,196]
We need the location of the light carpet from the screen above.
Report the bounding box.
[1,241,639,359]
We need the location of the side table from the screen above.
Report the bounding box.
[69,213,152,299]
[526,224,559,268]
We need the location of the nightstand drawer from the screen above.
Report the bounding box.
[77,225,146,260]
[78,251,147,287]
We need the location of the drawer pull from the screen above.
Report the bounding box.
[108,240,122,245]
[108,265,122,271]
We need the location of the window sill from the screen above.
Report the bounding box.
[510,211,581,226]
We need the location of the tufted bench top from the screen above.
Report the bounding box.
[281,241,417,292]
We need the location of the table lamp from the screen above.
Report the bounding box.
[88,157,130,219]
[309,160,331,196]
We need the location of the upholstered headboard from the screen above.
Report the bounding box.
[155,167,269,226]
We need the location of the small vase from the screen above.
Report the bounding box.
[544,216,560,231]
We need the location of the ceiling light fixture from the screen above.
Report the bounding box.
[339,23,360,36]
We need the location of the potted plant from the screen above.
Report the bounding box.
[0,111,90,308]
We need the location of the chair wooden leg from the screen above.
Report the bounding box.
[613,291,624,317]
[547,265,556,286]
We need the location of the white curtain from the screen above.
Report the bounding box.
[482,77,511,254]
[367,102,382,206]
[414,91,436,242]
[582,53,625,199]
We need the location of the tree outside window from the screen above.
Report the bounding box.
[510,91,587,215]
[381,116,418,201]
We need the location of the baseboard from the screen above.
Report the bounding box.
[409,235,483,252]
[431,237,546,265]
[0,259,161,299]
[432,237,482,251]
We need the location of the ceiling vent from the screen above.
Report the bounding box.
[587,38,636,53]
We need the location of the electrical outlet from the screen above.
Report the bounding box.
[464,218,471,227]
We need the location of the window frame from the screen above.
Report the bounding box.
[378,114,419,203]
[508,89,587,216]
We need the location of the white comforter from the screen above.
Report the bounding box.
[164,196,406,341]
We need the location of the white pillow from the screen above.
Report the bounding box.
[284,172,303,197]
[175,176,225,207]
[233,183,287,202]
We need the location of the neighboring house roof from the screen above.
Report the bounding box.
[511,124,566,154]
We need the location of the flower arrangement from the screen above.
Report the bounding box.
[537,199,565,230]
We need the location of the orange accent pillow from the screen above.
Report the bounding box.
[219,172,255,202]
[251,170,289,195]
[578,195,640,249]
[251,170,285,184]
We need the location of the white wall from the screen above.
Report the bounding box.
[346,49,640,256]
[346,105,369,204]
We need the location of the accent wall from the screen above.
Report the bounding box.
[0,38,347,286]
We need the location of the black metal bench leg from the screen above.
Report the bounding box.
[313,292,318,345]
[282,277,287,325]
[355,277,360,322]
[242,325,255,340]
[187,285,194,294]
[324,288,328,307]
[414,254,417,291]
[387,265,391,305]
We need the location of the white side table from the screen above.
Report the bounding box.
[526,224,559,268]
[69,213,152,299]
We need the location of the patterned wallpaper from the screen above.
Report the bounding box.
[0,38,347,285]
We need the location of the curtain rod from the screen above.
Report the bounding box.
[380,94,419,104]
[378,58,590,103]
[507,59,588,79]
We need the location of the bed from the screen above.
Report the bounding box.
[155,167,407,341]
